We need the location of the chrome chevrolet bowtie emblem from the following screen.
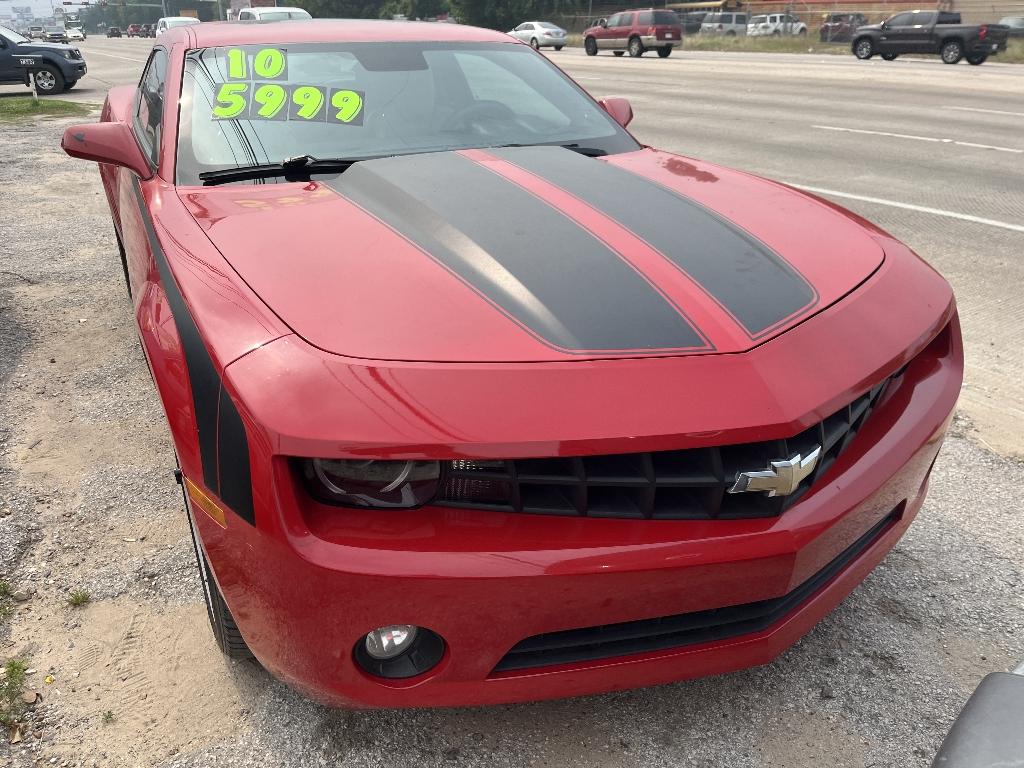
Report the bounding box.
[727,446,822,497]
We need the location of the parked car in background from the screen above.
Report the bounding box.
[106,26,122,37]
[700,12,748,35]
[0,23,88,94]
[236,6,312,20]
[155,16,201,35]
[584,9,682,57]
[126,23,143,37]
[141,23,154,37]
[67,26,85,41]
[820,12,867,42]
[508,21,567,50]
[998,16,1024,37]
[44,25,68,43]
[853,10,1009,64]
[28,25,44,39]
[748,13,807,36]
[680,11,706,34]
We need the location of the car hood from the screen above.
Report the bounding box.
[16,40,75,52]
[857,24,882,31]
[182,146,884,363]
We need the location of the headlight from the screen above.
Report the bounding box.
[300,458,440,508]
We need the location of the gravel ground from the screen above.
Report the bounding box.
[1,116,1022,768]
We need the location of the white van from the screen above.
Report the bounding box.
[236,7,312,21]
[155,16,201,35]
[699,12,748,36]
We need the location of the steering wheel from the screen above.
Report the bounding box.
[442,100,518,135]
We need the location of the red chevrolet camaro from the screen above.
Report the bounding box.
[62,19,962,708]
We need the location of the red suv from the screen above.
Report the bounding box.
[585,9,683,57]
[126,23,143,37]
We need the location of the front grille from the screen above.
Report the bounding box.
[492,503,903,673]
[436,376,894,520]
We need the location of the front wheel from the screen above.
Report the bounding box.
[183,489,253,661]
[881,52,898,60]
[657,46,672,58]
[628,36,644,57]
[726,30,736,36]
[798,27,807,36]
[584,36,598,56]
[554,45,563,51]
[941,39,963,63]
[853,38,873,59]
[966,53,987,65]
[34,66,64,95]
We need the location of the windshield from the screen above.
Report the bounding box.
[0,24,30,43]
[46,26,64,32]
[177,41,639,185]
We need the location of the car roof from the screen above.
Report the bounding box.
[167,18,512,48]
[247,6,309,11]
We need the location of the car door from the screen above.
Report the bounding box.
[904,11,936,52]
[612,12,634,47]
[117,46,167,300]
[595,13,619,48]
[878,12,915,52]
[0,28,17,83]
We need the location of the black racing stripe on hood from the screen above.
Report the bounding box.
[488,147,817,338]
[322,151,707,354]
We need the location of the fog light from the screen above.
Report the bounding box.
[364,625,418,660]
[354,625,446,679]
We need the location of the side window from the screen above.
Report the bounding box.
[638,11,653,25]
[737,15,747,24]
[239,10,251,19]
[914,12,935,25]
[133,48,168,169]
[888,13,914,27]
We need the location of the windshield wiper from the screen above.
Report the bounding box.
[198,154,377,185]
[489,142,608,157]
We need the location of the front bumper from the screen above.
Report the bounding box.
[194,312,961,708]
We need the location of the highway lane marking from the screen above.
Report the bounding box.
[80,49,149,63]
[790,184,1024,235]
[812,124,1023,154]
[943,106,1024,118]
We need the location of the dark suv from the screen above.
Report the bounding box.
[584,9,683,57]
[0,22,88,94]
[820,13,868,42]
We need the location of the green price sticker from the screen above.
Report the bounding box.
[224,47,288,81]
[329,89,364,125]
[249,83,288,121]
[212,82,248,119]
[289,85,326,121]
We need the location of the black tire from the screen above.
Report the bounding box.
[530,37,540,50]
[966,53,987,65]
[113,227,131,297]
[628,35,644,57]
[183,490,253,660]
[613,50,625,56]
[853,37,873,59]
[881,52,898,60]
[941,39,963,64]
[554,45,563,51]
[726,30,736,36]
[657,46,672,58]
[584,36,598,56]
[33,65,64,96]
[63,80,78,91]
[798,27,807,36]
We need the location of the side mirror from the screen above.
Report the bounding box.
[61,121,152,179]
[599,97,633,129]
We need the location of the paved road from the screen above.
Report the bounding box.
[1,36,1022,768]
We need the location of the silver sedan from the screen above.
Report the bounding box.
[507,21,567,50]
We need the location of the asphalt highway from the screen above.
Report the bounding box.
[1,35,1022,768]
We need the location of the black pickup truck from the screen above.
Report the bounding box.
[852,10,1009,65]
